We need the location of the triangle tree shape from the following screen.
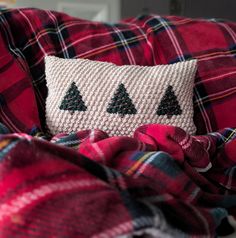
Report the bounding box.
[107,83,137,117]
[59,82,87,114]
[157,85,182,119]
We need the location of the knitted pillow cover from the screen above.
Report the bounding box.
[45,56,197,136]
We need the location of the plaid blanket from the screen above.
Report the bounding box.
[0,8,236,134]
[0,123,235,237]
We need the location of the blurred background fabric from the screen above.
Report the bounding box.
[3,0,236,22]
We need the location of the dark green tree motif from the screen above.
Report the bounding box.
[107,83,137,117]
[59,82,87,114]
[157,85,182,119]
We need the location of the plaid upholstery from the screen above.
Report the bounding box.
[0,124,235,237]
[0,33,40,133]
[1,8,236,133]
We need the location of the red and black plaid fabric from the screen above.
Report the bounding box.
[0,32,40,133]
[1,8,236,134]
[0,124,235,237]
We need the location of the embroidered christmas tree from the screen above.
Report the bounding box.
[59,82,87,114]
[157,85,182,119]
[107,83,137,117]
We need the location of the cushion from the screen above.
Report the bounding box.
[1,8,236,134]
[45,56,197,136]
[0,35,41,133]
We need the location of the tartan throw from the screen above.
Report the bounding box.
[0,32,41,133]
[0,123,235,237]
[45,56,197,136]
[0,8,236,134]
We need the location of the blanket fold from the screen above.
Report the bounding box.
[0,123,235,237]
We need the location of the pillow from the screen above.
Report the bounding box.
[0,46,41,133]
[45,56,197,136]
[3,9,236,134]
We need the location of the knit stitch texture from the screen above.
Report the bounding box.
[45,56,197,136]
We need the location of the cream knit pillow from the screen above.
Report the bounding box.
[45,56,197,136]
